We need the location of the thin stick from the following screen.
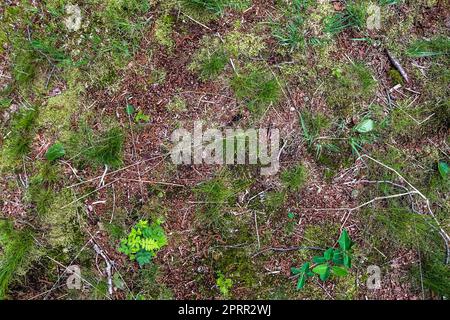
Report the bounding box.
[386,49,410,83]
[254,211,261,250]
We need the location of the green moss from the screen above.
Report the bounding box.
[65,122,124,169]
[388,69,404,85]
[135,263,173,299]
[224,31,266,58]
[0,107,39,170]
[27,161,61,215]
[195,171,253,235]
[181,0,251,17]
[326,62,377,114]
[38,85,83,135]
[154,15,175,51]
[166,95,188,113]
[148,68,167,85]
[302,223,341,248]
[0,221,34,300]
[211,246,257,295]
[263,191,286,213]
[40,189,81,251]
[281,164,308,192]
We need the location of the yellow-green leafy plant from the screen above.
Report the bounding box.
[118,220,167,267]
[216,272,233,298]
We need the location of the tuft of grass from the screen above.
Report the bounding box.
[281,164,308,191]
[326,62,377,114]
[195,176,235,228]
[407,37,450,58]
[231,66,281,116]
[271,0,313,52]
[194,171,253,233]
[0,221,34,300]
[1,107,38,168]
[27,161,61,215]
[66,123,124,169]
[324,2,367,35]
[182,0,250,16]
[360,194,449,297]
[299,111,332,158]
[195,48,229,80]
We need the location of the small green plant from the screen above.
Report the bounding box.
[134,110,151,123]
[281,164,308,191]
[299,111,335,158]
[324,2,367,35]
[216,272,233,298]
[182,0,250,16]
[291,229,353,290]
[407,37,450,58]
[66,123,124,168]
[0,221,34,299]
[272,0,311,52]
[119,220,168,267]
[231,67,280,116]
[2,107,38,165]
[198,50,229,80]
[45,143,65,162]
[438,161,449,180]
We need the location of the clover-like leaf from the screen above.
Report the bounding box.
[313,256,327,264]
[126,104,135,115]
[343,253,352,269]
[297,274,307,290]
[312,264,331,281]
[45,143,65,161]
[438,161,449,179]
[355,119,375,133]
[338,229,352,251]
[324,248,334,261]
[332,266,348,277]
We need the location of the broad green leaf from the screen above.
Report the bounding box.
[320,268,331,281]
[332,251,344,265]
[288,212,295,219]
[338,229,351,251]
[291,267,302,275]
[300,262,310,273]
[332,266,348,277]
[135,110,150,123]
[313,256,327,264]
[312,264,331,282]
[297,274,307,290]
[438,161,449,179]
[126,104,135,115]
[344,254,352,268]
[45,143,65,161]
[355,119,375,133]
[324,248,334,261]
[312,264,328,275]
[292,262,310,275]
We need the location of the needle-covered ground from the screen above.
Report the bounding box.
[0,0,449,300]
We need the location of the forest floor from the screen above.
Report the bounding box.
[0,0,449,300]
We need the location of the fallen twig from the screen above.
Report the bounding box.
[386,49,410,83]
[93,243,114,297]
